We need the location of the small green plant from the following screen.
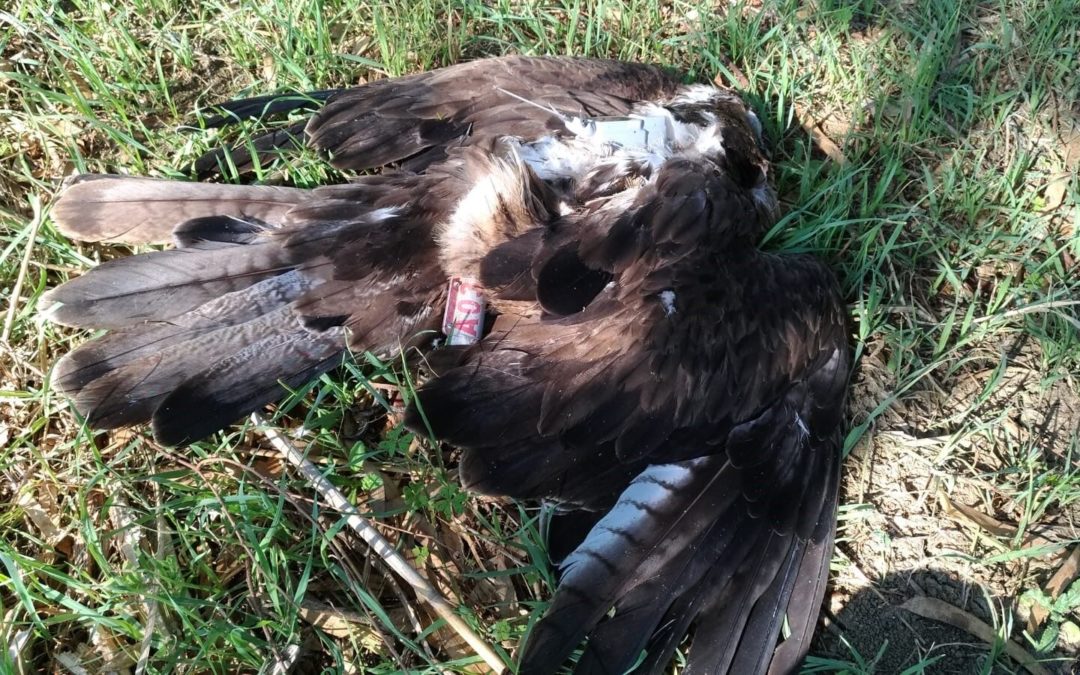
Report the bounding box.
[1024,579,1080,653]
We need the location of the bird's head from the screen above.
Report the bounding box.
[663,85,778,227]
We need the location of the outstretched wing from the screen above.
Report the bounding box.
[515,343,847,675]
[196,55,683,177]
[57,56,682,246]
[407,157,850,673]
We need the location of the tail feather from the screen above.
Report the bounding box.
[728,541,807,675]
[583,503,775,675]
[517,456,737,675]
[41,240,293,329]
[518,420,839,675]
[572,584,674,675]
[66,304,310,429]
[629,460,839,675]
[53,271,317,394]
[677,468,835,675]
[680,529,797,675]
[766,465,838,675]
[51,175,306,244]
[152,324,345,445]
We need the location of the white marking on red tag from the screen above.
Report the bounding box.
[442,277,485,345]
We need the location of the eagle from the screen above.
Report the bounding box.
[42,55,851,675]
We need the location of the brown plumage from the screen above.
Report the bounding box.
[42,55,851,674]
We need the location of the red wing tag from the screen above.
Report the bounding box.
[442,277,486,345]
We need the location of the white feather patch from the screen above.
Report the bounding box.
[659,290,677,316]
[794,412,810,438]
[439,159,531,279]
[513,136,606,182]
[671,83,724,106]
[693,124,725,156]
[364,206,401,223]
[633,102,724,159]
[560,458,709,579]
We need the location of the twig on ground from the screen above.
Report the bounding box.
[899,596,1051,675]
[936,488,1061,553]
[971,300,1080,326]
[106,483,168,675]
[251,413,506,673]
[2,196,43,345]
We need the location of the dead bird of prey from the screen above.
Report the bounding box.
[42,55,851,675]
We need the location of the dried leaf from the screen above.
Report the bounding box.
[937,490,1058,552]
[713,59,750,90]
[900,596,1051,675]
[91,623,137,673]
[299,603,369,639]
[1043,177,1069,212]
[17,490,61,541]
[53,652,90,675]
[795,104,849,165]
[16,485,74,561]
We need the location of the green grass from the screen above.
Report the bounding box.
[2,0,1079,672]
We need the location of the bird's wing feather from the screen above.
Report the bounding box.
[47,94,565,439]
[406,156,850,674]
[44,177,451,440]
[41,239,294,329]
[196,55,683,175]
[515,349,845,675]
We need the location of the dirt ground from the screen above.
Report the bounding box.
[813,336,1080,673]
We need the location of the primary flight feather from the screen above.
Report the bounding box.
[42,55,851,674]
